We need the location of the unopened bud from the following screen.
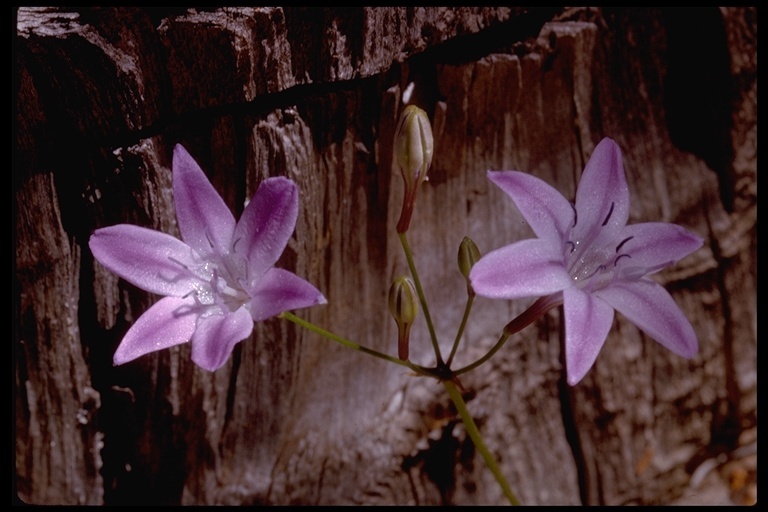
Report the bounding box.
[457,237,481,279]
[388,276,419,360]
[457,237,481,294]
[394,105,434,233]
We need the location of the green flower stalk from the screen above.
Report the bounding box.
[388,276,419,360]
[446,236,482,366]
[394,105,434,233]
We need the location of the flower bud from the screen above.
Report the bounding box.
[457,237,481,295]
[394,105,434,233]
[388,276,419,360]
[457,237,481,279]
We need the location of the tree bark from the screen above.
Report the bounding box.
[15,6,756,505]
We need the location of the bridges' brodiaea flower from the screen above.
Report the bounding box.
[89,144,326,371]
[469,138,703,385]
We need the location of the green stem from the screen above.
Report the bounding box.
[443,379,520,505]
[397,231,443,365]
[454,294,562,377]
[454,330,510,376]
[280,311,436,378]
[283,311,521,503]
[446,293,474,367]
[281,311,408,368]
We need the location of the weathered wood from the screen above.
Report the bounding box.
[15,6,756,505]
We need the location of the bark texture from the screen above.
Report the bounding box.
[15,6,756,505]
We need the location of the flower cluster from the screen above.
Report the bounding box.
[89,145,326,371]
[89,123,704,505]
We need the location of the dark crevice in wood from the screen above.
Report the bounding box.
[76,247,111,502]
[223,344,241,428]
[14,305,34,503]
[401,419,461,505]
[148,76,381,153]
[417,7,564,66]
[283,7,366,83]
[662,7,734,213]
[557,324,589,505]
[703,210,741,448]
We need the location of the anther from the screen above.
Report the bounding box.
[182,289,204,307]
[615,236,634,253]
[614,253,632,266]
[602,202,615,226]
[570,202,578,227]
[583,264,607,282]
[168,256,190,270]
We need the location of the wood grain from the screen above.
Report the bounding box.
[15,7,755,505]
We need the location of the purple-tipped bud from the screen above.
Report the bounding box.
[394,105,434,233]
[388,276,419,360]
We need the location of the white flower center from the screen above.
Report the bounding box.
[169,243,250,316]
[563,201,633,292]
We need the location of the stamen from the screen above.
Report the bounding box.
[614,254,632,266]
[615,236,634,253]
[577,264,608,289]
[220,284,243,299]
[587,264,607,279]
[601,202,615,226]
[168,256,190,270]
[212,293,227,312]
[182,289,205,307]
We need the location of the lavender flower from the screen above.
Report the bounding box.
[89,145,326,371]
[469,138,703,385]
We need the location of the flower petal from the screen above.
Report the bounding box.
[469,239,573,299]
[487,170,574,246]
[113,296,198,366]
[90,224,200,296]
[234,176,299,280]
[248,267,327,322]
[595,279,698,358]
[563,286,615,385]
[173,144,236,256]
[190,307,254,371]
[614,222,704,277]
[573,138,629,243]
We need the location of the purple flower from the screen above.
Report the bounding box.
[89,145,326,371]
[469,138,703,385]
